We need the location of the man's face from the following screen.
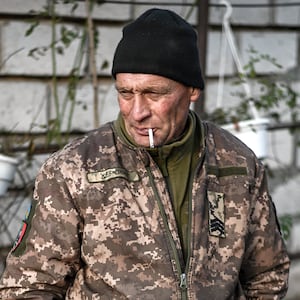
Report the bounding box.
[115,73,200,147]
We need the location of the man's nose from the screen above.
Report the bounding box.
[131,94,151,122]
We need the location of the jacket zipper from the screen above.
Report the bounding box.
[144,123,206,299]
[177,148,205,299]
[147,166,188,300]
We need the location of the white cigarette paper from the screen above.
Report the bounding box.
[148,128,154,148]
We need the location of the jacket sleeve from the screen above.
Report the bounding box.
[240,162,290,299]
[0,154,82,299]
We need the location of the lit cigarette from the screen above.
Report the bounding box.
[148,128,154,148]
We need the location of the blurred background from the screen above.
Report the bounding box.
[0,1,299,298]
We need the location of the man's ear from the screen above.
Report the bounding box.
[190,88,201,102]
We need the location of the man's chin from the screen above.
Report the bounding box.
[130,136,150,148]
[136,141,151,148]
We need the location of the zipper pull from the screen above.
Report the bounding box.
[180,273,187,289]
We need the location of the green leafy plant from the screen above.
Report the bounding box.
[25,0,99,148]
[206,47,300,127]
[279,214,293,242]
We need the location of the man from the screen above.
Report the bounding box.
[0,8,290,300]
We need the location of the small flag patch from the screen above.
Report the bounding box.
[11,203,35,255]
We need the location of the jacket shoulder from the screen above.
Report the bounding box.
[203,121,261,177]
[43,122,117,169]
[204,121,257,159]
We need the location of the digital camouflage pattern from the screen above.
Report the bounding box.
[0,114,290,299]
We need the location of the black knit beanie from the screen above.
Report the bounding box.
[112,8,204,89]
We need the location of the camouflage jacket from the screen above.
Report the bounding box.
[0,119,290,299]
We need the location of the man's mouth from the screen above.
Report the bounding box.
[134,127,150,136]
[132,126,155,148]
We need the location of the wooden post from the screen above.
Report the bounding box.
[194,0,209,118]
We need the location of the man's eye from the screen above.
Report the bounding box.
[145,92,162,100]
[119,91,133,99]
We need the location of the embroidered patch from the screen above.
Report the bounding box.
[207,191,226,238]
[87,168,139,183]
